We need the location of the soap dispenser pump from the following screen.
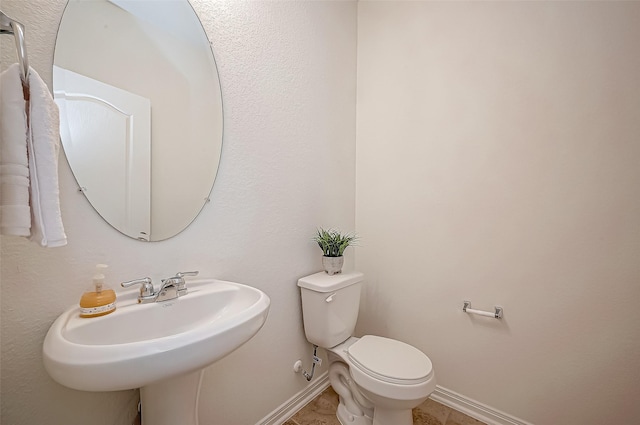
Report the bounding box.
[79,264,117,318]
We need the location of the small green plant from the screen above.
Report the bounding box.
[313,228,357,257]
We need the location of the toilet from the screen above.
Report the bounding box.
[298,271,436,425]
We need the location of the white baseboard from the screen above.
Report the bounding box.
[255,376,532,425]
[430,386,534,425]
[257,372,330,425]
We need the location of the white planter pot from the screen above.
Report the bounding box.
[322,256,344,275]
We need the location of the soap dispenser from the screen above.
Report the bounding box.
[79,264,117,318]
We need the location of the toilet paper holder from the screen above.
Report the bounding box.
[463,301,503,319]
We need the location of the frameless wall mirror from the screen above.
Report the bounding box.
[54,0,223,241]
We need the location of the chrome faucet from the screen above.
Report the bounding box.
[158,271,199,300]
[121,271,199,304]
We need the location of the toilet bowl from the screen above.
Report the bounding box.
[298,272,436,425]
[327,336,435,425]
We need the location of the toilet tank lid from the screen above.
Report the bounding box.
[297,271,364,293]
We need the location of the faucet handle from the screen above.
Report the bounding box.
[121,277,154,298]
[165,271,198,296]
[175,271,199,278]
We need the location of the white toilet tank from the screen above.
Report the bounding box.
[297,271,364,348]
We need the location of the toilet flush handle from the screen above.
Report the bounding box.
[325,293,337,303]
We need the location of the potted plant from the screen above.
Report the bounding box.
[313,228,357,275]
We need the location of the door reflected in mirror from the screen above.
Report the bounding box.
[54,0,223,241]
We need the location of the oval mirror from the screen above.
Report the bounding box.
[53,0,223,241]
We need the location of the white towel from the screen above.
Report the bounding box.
[27,66,67,247]
[0,63,30,237]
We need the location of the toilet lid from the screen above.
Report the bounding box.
[347,335,432,385]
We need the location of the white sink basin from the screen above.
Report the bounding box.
[43,278,270,392]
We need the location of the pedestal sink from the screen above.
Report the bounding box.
[43,278,270,425]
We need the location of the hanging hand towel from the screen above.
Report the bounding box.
[27,66,67,247]
[0,63,30,237]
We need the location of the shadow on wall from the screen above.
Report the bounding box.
[358,276,391,336]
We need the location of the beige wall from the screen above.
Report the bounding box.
[3,1,640,424]
[355,1,640,424]
[0,1,356,424]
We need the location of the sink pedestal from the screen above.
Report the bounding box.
[140,370,204,425]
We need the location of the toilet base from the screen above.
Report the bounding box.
[336,401,414,425]
[372,406,413,425]
[336,402,372,425]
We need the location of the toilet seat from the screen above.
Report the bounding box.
[347,335,433,385]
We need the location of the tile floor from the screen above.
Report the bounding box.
[284,386,487,425]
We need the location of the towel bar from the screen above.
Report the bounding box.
[0,10,30,85]
[463,301,503,319]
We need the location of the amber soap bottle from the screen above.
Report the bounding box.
[79,264,116,318]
